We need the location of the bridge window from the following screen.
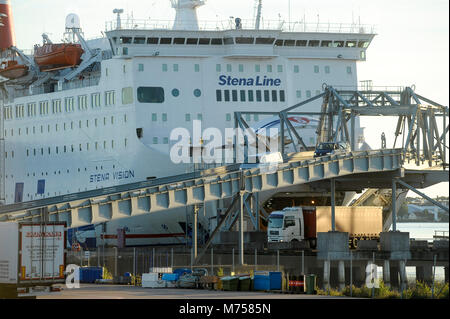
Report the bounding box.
[346,41,357,47]
[235,37,254,44]
[296,40,307,47]
[211,38,223,45]
[358,41,370,48]
[321,40,333,47]
[173,38,185,45]
[120,37,132,44]
[186,38,198,45]
[256,37,275,45]
[308,40,320,47]
[224,37,234,45]
[137,87,165,103]
[147,37,159,44]
[274,39,283,46]
[134,37,146,44]
[160,38,172,45]
[284,40,295,46]
[333,41,345,47]
[199,38,210,45]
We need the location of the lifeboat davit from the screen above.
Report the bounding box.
[34,43,84,72]
[0,60,28,79]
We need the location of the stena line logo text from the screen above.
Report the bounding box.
[218,75,281,87]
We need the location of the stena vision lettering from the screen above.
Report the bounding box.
[90,170,135,183]
[218,75,281,87]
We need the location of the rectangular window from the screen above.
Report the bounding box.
[232,90,238,102]
[226,64,232,72]
[248,90,254,102]
[254,114,259,122]
[194,64,200,72]
[256,90,262,102]
[162,113,167,122]
[226,113,232,122]
[137,87,165,103]
[197,113,202,121]
[216,90,222,102]
[267,65,272,73]
[294,65,299,73]
[185,114,191,122]
[238,64,244,72]
[314,65,320,73]
[152,113,157,121]
[186,38,198,45]
[240,90,246,102]
[272,90,278,102]
[306,90,312,98]
[255,64,260,73]
[216,64,221,72]
[277,65,283,72]
[173,64,179,72]
[162,64,168,72]
[52,100,61,113]
[147,37,159,44]
[27,103,36,117]
[163,137,169,145]
[122,87,134,105]
[224,90,230,102]
[138,64,144,72]
[264,90,270,102]
[296,90,302,99]
[347,66,352,74]
[325,66,330,74]
[280,90,286,102]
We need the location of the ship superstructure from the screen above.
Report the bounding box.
[1,0,375,245]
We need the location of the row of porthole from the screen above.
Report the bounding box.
[171,88,201,98]
[5,165,116,179]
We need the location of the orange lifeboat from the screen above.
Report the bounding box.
[0,60,28,79]
[34,43,84,72]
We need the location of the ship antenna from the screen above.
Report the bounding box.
[113,8,124,29]
[255,0,262,30]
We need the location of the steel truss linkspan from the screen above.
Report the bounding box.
[234,86,449,168]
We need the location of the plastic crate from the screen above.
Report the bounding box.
[269,272,282,290]
[238,276,252,291]
[253,275,270,291]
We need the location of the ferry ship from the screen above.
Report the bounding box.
[0,0,375,247]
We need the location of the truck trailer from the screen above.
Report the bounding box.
[0,222,66,298]
[267,206,382,248]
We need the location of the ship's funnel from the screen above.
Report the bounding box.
[0,0,16,50]
[171,0,205,30]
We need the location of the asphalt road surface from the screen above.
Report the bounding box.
[36,284,351,299]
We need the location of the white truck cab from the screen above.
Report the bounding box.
[267,207,304,243]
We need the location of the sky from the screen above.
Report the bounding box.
[9,0,450,198]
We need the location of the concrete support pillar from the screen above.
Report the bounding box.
[239,192,244,265]
[390,265,400,288]
[338,260,345,291]
[323,260,331,290]
[193,205,198,259]
[399,260,407,291]
[383,260,391,288]
[416,265,433,285]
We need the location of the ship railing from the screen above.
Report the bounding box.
[105,18,375,34]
